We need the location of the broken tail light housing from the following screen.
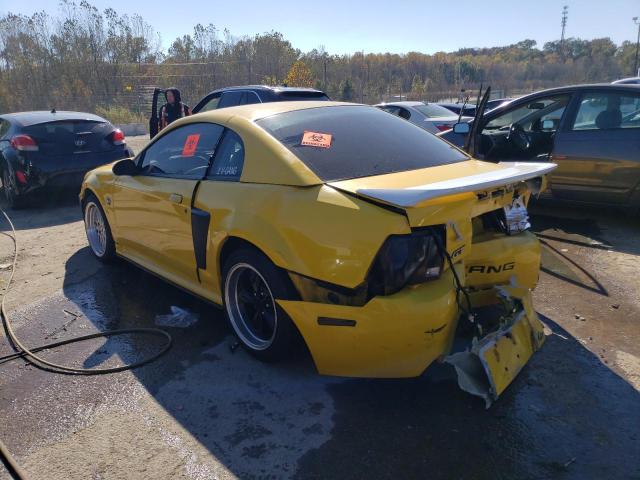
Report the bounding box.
[368,227,445,297]
[109,129,126,146]
[504,196,531,234]
[10,134,38,152]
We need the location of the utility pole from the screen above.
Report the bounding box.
[560,5,569,59]
[634,17,640,76]
[323,56,327,91]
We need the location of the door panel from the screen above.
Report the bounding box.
[114,176,199,287]
[112,122,224,289]
[551,91,640,204]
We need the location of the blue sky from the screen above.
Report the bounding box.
[1,0,638,54]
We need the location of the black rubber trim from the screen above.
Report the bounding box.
[191,208,210,270]
[317,317,357,327]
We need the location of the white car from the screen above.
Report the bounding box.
[612,77,640,85]
[376,101,472,134]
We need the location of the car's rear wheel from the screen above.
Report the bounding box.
[83,194,115,262]
[223,248,298,361]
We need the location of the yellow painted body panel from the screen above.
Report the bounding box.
[278,268,461,378]
[466,231,541,291]
[194,182,409,301]
[79,101,549,389]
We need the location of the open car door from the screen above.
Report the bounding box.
[464,86,491,157]
[149,88,163,140]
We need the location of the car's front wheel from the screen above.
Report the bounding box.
[223,248,298,361]
[83,194,115,262]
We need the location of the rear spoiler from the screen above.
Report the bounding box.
[349,162,557,208]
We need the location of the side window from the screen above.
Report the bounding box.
[140,123,224,178]
[572,92,640,131]
[218,91,244,109]
[398,108,411,120]
[245,91,261,105]
[380,106,400,116]
[199,93,221,112]
[484,95,570,130]
[208,130,244,181]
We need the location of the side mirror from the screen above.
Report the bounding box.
[112,158,138,176]
[541,119,555,130]
[452,122,471,134]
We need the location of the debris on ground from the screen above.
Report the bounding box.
[154,306,199,328]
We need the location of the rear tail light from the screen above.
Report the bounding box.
[435,124,452,132]
[15,171,27,184]
[10,134,38,152]
[109,129,126,145]
[368,228,445,297]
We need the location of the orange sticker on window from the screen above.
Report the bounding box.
[301,131,332,148]
[182,133,201,157]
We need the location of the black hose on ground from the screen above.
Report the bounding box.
[0,207,174,479]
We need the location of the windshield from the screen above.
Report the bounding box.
[412,103,457,118]
[256,105,468,182]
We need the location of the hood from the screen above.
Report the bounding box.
[328,160,557,208]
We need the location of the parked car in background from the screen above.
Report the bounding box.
[437,102,477,117]
[485,98,515,111]
[150,85,330,138]
[439,84,640,209]
[81,101,554,405]
[0,110,133,208]
[612,77,640,85]
[376,101,472,133]
[438,98,514,118]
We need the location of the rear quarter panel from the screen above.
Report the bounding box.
[194,182,410,302]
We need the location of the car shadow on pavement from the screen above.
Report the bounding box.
[0,193,81,231]
[530,203,640,256]
[54,248,640,480]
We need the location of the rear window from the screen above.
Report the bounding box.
[256,105,468,182]
[24,120,108,136]
[276,92,330,102]
[413,103,457,118]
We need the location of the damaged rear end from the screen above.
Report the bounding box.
[326,160,555,406]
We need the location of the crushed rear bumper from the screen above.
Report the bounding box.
[278,272,544,404]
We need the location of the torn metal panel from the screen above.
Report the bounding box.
[446,285,545,407]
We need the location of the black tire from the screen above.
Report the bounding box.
[1,166,26,209]
[82,193,116,262]
[222,247,299,362]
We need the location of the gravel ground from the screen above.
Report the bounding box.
[0,163,639,479]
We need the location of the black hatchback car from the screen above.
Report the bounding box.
[0,111,134,208]
[149,85,330,138]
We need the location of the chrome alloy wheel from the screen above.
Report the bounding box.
[225,263,278,350]
[84,201,107,257]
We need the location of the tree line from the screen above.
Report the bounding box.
[0,1,637,121]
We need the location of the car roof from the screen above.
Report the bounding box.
[0,111,107,127]
[521,83,640,97]
[191,100,355,122]
[612,77,640,84]
[437,102,474,108]
[375,101,425,107]
[208,85,326,95]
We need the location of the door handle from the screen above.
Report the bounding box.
[169,193,183,204]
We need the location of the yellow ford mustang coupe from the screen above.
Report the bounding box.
[80,101,555,405]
